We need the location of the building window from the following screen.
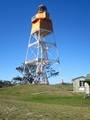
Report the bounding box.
[79,81,84,87]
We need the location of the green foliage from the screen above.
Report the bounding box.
[14,63,59,84]
[0,80,12,88]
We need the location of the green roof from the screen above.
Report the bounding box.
[85,74,90,84]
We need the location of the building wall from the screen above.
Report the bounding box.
[73,79,79,92]
[85,82,90,95]
[73,77,85,92]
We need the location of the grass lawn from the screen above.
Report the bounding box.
[0,84,90,120]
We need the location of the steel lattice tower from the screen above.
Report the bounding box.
[24,4,60,84]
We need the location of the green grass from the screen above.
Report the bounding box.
[0,84,90,120]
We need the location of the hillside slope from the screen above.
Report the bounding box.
[0,84,90,120]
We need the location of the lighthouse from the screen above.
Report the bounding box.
[24,4,60,84]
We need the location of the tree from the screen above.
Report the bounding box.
[13,76,23,84]
[46,64,59,78]
[0,80,4,88]
[13,63,59,84]
[0,80,12,87]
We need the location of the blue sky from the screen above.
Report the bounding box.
[0,0,90,84]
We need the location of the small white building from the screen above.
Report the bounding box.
[72,76,86,92]
[72,75,90,96]
[84,74,90,96]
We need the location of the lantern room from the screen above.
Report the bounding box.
[31,4,53,36]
